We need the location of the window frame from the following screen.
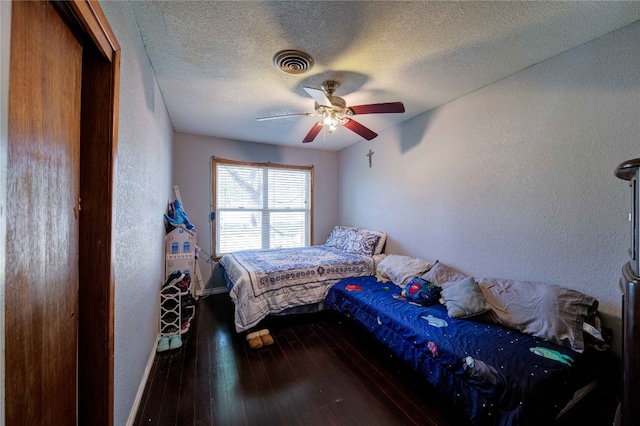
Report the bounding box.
[211,157,314,258]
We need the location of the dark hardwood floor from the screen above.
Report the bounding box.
[133,293,619,426]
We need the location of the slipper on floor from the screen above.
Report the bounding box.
[169,335,182,350]
[247,328,271,349]
[260,333,274,346]
[246,328,270,340]
[246,335,263,349]
[251,328,274,346]
[157,336,170,353]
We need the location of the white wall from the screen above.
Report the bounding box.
[99,2,175,425]
[338,21,640,355]
[172,132,339,290]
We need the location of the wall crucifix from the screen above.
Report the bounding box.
[366,149,374,168]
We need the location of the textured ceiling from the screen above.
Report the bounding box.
[129,1,640,151]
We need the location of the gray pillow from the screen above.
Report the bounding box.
[440,277,490,318]
[477,278,598,353]
[421,260,468,286]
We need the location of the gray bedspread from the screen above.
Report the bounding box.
[219,245,378,332]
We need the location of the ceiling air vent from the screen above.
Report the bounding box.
[273,50,314,74]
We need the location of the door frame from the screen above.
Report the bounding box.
[65,1,120,424]
[0,0,10,422]
[4,1,120,424]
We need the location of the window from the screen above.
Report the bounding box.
[212,158,313,256]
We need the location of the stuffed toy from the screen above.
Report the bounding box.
[164,199,194,230]
[463,356,503,386]
[401,277,441,306]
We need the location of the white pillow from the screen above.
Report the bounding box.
[376,254,434,288]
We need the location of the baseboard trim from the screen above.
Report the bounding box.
[125,334,159,426]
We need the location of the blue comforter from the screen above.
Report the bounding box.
[325,276,601,425]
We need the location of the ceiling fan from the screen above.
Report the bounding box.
[257,80,405,143]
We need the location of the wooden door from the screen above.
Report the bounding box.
[6,1,82,424]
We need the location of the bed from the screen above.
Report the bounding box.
[324,260,612,425]
[219,226,387,332]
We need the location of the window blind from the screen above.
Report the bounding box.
[214,160,311,255]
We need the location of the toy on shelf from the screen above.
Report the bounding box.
[164,199,194,230]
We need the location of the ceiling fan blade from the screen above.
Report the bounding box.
[303,87,332,107]
[302,123,323,143]
[257,112,313,121]
[348,102,405,115]
[343,119,378,141]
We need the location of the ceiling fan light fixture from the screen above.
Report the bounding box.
[321,110,344,133]
[273,50,314,74]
